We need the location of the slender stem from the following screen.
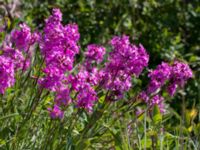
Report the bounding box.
[144,110,147,150]
[180,93,185,150]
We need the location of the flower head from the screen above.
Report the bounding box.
[101,35,149,97]
[85,44,106,63]
[1,46,25,70]
[11,23,37,52]
[147,62,171,94]
[77,84,97,112]
[55,88,71,106]
[39,8,80,91]
[171,61,193,87]
[0,56,15,94]
[48,105,64,119]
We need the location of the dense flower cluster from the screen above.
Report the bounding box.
[39,8,80,91]
[0,56,15,94]
[68,44,106,111]
[0,22,37,94]
[68,72,97,111]
[38,8,80,117]
[140,61,192,112]
[40,8,79,73]
[147,61,192,96]
[1,46,25,70]
[11,23,39,52]
[101,35,149,98]
[147,62,171,94]
[168,61,193,96]
[85,44,106,64]
[76,84,97,112]
[10,23,39,72]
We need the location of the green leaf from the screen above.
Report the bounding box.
[76,138,92,150]
[98,95,106,104]
[152,105,162,124]
[0,113,19,120]
[141,138,152,148]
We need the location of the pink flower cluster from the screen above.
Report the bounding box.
[68,44,106,111]
[168,61,193,96]
[0,56,15,94]
[38,8,80,117]
[85,44,106,64]
[0,23,38,94]
[101,35,149,99]
[39,8,80,91]
[140,61,193,113]
[11,23,39,52]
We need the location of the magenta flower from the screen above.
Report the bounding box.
[1,46,25,70]
[171,61,193,87]
[68,67,99,111]
[39,8,80,91]
[101,35,149,97]
[65,23,80,42]
[167,83,177,96]
[147,62,171,94]
[39,66,67,91]
[40,8,80,73]
[85,44,106,63]
[166,61,193,96]
[151,95,165,113]
[147,61,192,96]
[77,84,97,112]
[52,8,62,21]
[0,56,15,94]
[11,23,37,52]
[55,88,71,106]
[48,105,64,119]
[151,95,164,105]
[140,61,192,113]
